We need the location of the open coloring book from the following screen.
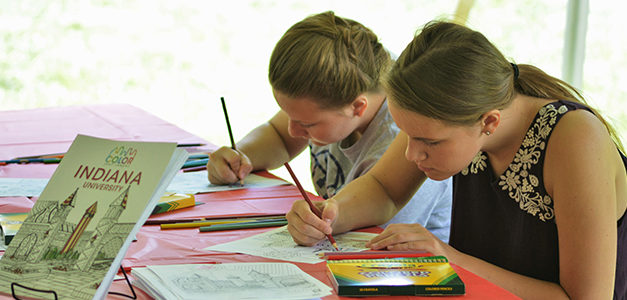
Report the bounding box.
[204,226,378,264]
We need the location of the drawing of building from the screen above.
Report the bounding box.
[3,186,135,273]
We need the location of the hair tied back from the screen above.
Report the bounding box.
[511,63,519,80]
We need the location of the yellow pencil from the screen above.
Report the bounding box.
[160,216,286,229]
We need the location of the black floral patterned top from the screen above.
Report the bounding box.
[450,100,626,299]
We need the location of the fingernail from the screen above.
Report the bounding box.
[324,218,332,224]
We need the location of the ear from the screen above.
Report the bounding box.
[480,109,501,135]
[351,95,368,117]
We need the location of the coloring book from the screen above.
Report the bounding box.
[0,135,187,300]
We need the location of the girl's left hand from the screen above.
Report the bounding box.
[366,223,456,259]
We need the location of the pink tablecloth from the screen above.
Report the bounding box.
[0,104,519,300]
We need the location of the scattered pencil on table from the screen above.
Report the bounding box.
[161,215,287,229]
[187,153,209,160]
[11,152,66,160]
[0,157,62,165]
[182,165,207,173]
[144,213,286,225]
[10,144,203,161]
[181,158,209,169]
[283,162,339,251]
[176,143,206,147]
[198,219,288,232]
[221,96,244,186]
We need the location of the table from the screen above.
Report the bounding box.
[0,104,519,299]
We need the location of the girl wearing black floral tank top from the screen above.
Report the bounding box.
[286,21,626,299]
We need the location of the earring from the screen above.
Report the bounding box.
[485,131,491,136]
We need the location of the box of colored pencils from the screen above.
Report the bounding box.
[151,193,196,215]
[326,256,465,296]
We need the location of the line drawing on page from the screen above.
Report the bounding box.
[133,263,332,300]
[204,226,377,264]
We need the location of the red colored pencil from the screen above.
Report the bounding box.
[182,165,207,172]
[319,251,429,260]
[283,162,339,251]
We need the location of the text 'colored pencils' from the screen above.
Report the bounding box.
[283,162,339,251]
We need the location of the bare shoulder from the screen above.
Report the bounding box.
[546,108,614,159]
[544,107,621,198]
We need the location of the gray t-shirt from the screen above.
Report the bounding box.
[310,101,452,242]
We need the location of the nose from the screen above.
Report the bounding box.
[288,120,309,139]
[406,140,427,163]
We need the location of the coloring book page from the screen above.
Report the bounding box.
[166,171,287,194]
[204,226,377,264]
[132,262,332,300]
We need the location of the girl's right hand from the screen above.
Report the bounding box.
[286,198,338,246]
[207,146,253,185]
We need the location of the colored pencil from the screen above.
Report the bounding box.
[198,219,288,232]
[144,213,286,225]
[181,158,209,169]
[319,251,429,260]
[221,97,236,150]
[187,153,209,160]
[12,152,66,160]
[11,144,203,161]
[161,216,287,229]
[283,162,339,251]
[0,157,62,165]
[182,165,207,173]
[220,96,244,185]
[177,143,206,147]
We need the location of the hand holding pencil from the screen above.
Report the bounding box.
[207,146,253,184]
[207,97,253,185]
[284,162,339,251]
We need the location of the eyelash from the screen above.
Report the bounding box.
[415,139,439,146]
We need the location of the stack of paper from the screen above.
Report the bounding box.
[132,262,332,300]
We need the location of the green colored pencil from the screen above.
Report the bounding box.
[199,219,288,232]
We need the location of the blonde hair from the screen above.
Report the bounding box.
[269,11,391,109]
[384,21,624,151]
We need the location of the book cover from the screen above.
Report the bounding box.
[0,213,28,246]
[151,193,195,215]
[326,256,465,296]
[0,135,188,300]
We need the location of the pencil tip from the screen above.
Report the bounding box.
[332,243,339,251]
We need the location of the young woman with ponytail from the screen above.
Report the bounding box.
[287,20,626,299]
[207,12,452,241]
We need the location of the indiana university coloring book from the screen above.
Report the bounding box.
[0,135,187,299]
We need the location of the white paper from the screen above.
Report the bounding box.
[204,226,377,264]
[166,171,288,194]
[0,178,49,197]
[133,262,332,300]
